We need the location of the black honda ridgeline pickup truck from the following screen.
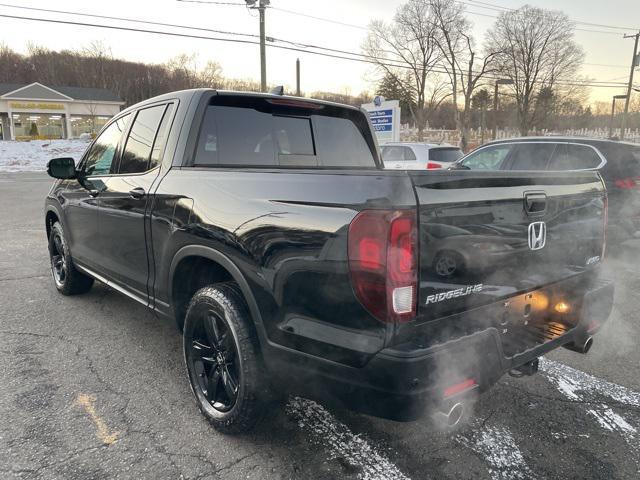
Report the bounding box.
[45,89,614,432]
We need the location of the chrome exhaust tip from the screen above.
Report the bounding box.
[433,402,466,429]
[564,336,593,354]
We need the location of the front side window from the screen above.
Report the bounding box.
[461,144,513,170]
[118,105,168,174]
[509,143,557,171]
[83,114,130,176]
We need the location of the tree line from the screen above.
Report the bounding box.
[365,0,639,146]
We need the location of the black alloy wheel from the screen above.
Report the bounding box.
[183,284,267,433]
[189,308,240,412]
[50,230,67,288]
[47,221,94,295]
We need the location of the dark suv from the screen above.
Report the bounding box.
[455,137,640,242]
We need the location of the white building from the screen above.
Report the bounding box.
[0,82,124,141]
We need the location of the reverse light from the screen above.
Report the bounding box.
[554,302,571,314]
[348,210,417,323]
[426,162,442,169]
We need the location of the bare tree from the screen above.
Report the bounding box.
[485,5,584,135]
[363,0,443,140]
[199,60,224,88]
[430,0,499,150]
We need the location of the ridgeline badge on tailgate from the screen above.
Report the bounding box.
[425,284,484,305]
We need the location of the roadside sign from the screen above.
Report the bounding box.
[361,98,401,144]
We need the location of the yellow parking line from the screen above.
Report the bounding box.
[75,393,119,445]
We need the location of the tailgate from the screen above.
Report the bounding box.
[409,171,606,323]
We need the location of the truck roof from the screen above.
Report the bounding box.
[120,88,362,115]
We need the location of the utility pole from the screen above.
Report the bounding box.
[621,31,639,140]
[296,58,301,96]
[492,79,513,140]
[610,94,628,138]
[258,0,268,92]
[246,0,269,92]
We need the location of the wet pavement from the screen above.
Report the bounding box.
[1,172,638,479]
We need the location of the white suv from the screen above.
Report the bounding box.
[381,142,463,170]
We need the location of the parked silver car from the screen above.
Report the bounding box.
[381,142,463,170]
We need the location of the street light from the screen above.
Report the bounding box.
[493,79,514,140]
[609,94,628,139]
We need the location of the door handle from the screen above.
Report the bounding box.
[129,187,146,199]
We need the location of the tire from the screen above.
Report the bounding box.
[183,283,267,433]
[48,222,94,295]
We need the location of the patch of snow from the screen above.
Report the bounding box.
[539,358,640,407]
[587,406,637,435]
[286,396,410,480]
[540,359,638,463]
[458,425,534,480]
[0,139,89,172]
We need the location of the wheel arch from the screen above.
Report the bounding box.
[45,204,62,239]
[168,245,266,339]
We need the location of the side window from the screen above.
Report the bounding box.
[83,114,130,176]
[548,144,602,170]
[429,147,463,163]
[462,144,512,170]
[150,104,175,170]
[381,146,416,162]
[118,105,168,174]
[508,143,556,171]
[403,147,417,160]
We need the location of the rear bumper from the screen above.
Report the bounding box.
[268,277,614,421]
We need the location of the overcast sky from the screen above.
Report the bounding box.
[0,0,638,103]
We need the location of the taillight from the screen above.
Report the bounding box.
[348,210,417,323]
[426,162,442,169]
[614,177,640,189]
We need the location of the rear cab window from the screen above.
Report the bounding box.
[193,95,378,169]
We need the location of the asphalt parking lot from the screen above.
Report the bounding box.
[1,171,639,480]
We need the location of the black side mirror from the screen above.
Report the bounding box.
[47,157,77,179]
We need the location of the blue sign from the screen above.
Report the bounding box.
[361,99,400,144]
[368,109,393,118]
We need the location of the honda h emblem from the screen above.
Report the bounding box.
[528,221,546,251]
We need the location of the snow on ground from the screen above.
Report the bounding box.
[286,396,411,480]
[0,139,90,172]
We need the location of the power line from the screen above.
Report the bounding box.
[464,0,640,32]
[270,6,368,31]
[0,11,630,89]
[0,2,259,39]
